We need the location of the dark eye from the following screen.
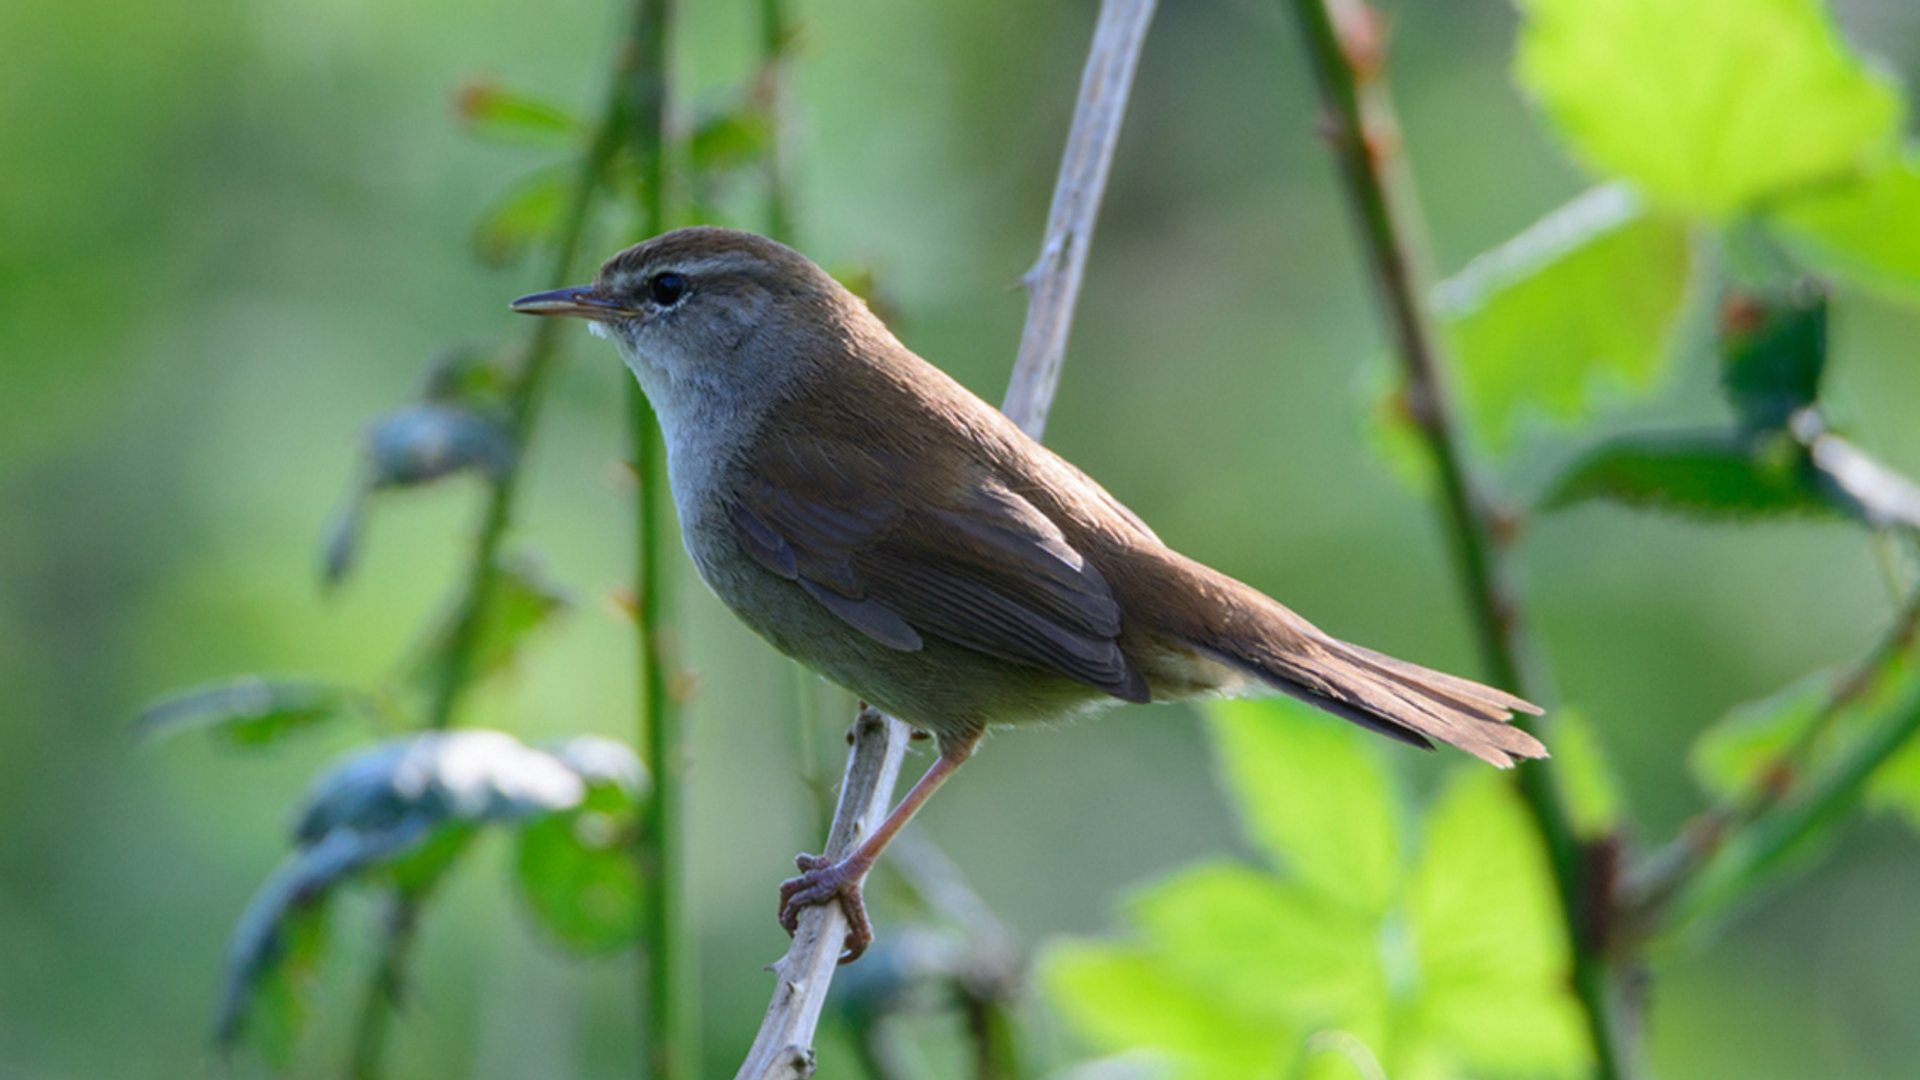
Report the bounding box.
[649,272,687,307]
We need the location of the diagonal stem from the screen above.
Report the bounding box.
[1281,1,1634,1077]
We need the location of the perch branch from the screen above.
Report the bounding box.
[1282,1,1634,1076]
[733,708,914,1080]
[733,0,1158,1072]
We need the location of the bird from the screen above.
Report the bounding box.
[512,225,1545,961]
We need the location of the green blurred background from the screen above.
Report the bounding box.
[5,0,1920,1076]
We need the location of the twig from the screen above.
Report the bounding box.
[1281,1,1635,1076]
[1667,681,1920,930]
[733,708,915,1080]
[1630,592,1920,928]
[732,0,1157,1071]
[1000,0,1159,440]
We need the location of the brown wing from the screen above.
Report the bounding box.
[726,434,1150,704]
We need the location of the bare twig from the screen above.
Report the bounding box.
[1000,0,1159,440]
[733,0,1157,1071]
[734,708,914,1080]
[1281,1,1636,1076]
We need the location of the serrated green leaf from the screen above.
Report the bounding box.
[1515,0,1903,218]
[1436,185,1690,448]
[135,675,356,747]
[1125,862,1382,1025]
[1774,154,1920,305]
[516,746,646,954]
[455,82,583,146]
[1540,431,1833,519]
[1206,699,1400,916]
[1408,771,1589,1073]
[474,164,571,267]
[1041,946,1293,1080]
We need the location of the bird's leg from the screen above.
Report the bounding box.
[778,731,979,963]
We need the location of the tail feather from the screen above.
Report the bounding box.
[1238,635,1547,768]
[1168,571,1548,767]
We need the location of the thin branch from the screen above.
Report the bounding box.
[733,1,1157,1072]
[1667,680,1920,931]
[1281,1,1635,1077]
[1630,592,1920,929]
[734,708,915,1080]
[1000,0,1159,440]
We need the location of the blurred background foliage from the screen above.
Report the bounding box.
[5,0,1920,1077]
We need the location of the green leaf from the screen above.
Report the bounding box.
[1539,430,1833,519]
[228,900,327,1068]
[1041,946,1294,1080]
[1125,862,1382,1025]
[1719,284,1827,431]
[134,675,357,747]
[455,81,583,146]
[1692,648,1919,813]
[516,737,648,953]
[1514,0,1903,218]
[1690,672,1830,801]
[1357,358,1434,495]
[1552,708,1627,836]
[1206,699,1400,916]
[1407,771,1589,1073]
[473,164,571,267]
[1437,185,1691,447]
[1774,153,1920,305]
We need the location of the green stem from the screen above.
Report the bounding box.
[346,6,670,1078]
[1670,686,1920,929]
[1282,1,1632,1076]
[347,897,419,1080]
[615,1,695,1078]
[758,0,793,244]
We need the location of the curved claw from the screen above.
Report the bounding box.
[777,852,873,963]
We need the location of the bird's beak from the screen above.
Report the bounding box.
[509,285,633,320]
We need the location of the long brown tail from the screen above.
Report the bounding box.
[1170,563,1547,768]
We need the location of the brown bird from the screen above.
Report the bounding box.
[513,226,1545,960]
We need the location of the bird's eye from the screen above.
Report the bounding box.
[649,272,687,307]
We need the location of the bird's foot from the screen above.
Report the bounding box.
[778,852,872,964]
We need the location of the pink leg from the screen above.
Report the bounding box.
[778,734,978,963]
